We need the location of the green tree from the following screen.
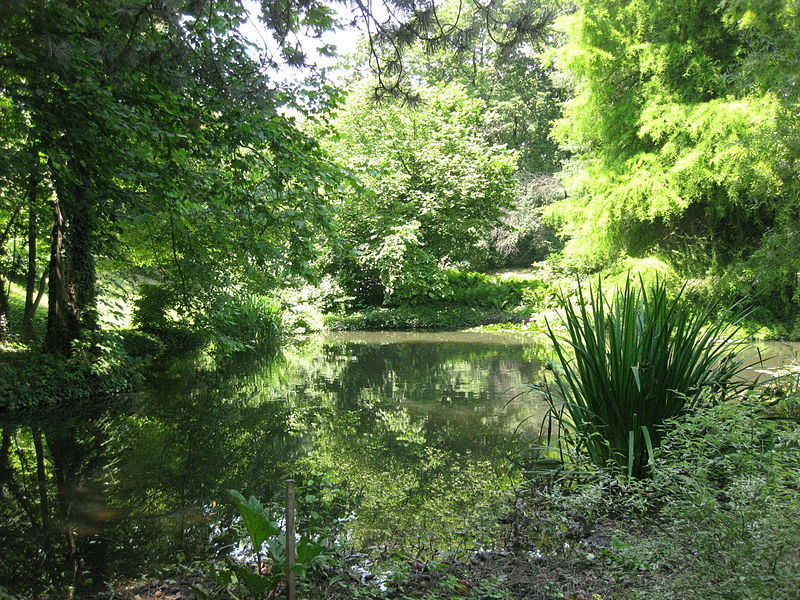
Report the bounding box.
[550,0,800,308]
[353,0,569,267]
[0,0,341,353]
[400,0,566,173]
[326,80,518,304]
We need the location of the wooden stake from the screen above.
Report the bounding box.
[285,479,296,600]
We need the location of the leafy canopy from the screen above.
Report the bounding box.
[325,79,519,303]
[550,0,800,277]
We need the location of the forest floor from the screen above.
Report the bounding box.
[100,507,633,600]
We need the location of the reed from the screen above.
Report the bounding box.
[540,277,755,478]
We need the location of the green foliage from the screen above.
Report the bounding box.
[598,256,682,295]
[718,224,800,327]
[373,0,566,174]
[608,396,800,599]
[1,0,344,357]
[441,270,551,311]
[281,275,352,314]
[0,280,47,348]
[119,330,166,360]
[229,490,281,552]
[374,221,448,306]
[132,284,284,355]
[206,294,284,356]
[540,277,755,478]
[226,489,333,598]
[0,337,143,411]
[131,284,206,352]
[325,80,518,305]
[490,174,564,268]
[335,0,567,281]
[516,386,800,598]
[277,276,353,333]
[324,306,492,331]
[324,270,553,330]
[131,284,175,333]
[551,0,800,300]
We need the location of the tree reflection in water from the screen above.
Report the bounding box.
[0,332,548,597]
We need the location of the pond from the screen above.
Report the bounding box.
[0,331,552,597]
[2,332,798,597]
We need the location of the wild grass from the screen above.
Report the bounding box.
[539,277,757,478]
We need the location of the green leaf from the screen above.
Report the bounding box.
[229,489,280,550]
[228,562,279,596]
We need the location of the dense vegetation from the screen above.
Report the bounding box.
[550,0,800,327]
[3,0,798,359]
[2,0,800,598]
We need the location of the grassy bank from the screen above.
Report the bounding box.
[323,304,533,331]
[467,258,797,341]
[315,257,798,338]
[319,270,552,332]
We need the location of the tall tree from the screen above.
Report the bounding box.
[325,79,518,303]
[396,0,567,173]
[550,0,800,290]
[0,0,341,353]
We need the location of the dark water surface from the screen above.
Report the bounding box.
[0,331,551,597]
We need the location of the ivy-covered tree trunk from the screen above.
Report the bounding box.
[45,159,97,355]
[0,279,9,344]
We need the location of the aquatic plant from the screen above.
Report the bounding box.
[540,277,756,478]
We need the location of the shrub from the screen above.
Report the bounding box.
[119,330,166,359]
[131,283,179,333]
[521,394,800,600]
[441,270,551,310]
[374,221,448,306]
[613,396,800,599]
[206,294,284,355]
[539,277,756,478]
[131,284,206,350]
[323,305,489,331]
[0,334,144,411]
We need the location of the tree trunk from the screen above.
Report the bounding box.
[0,200,22,345]
[0,279,9,344]
[44,192,77,354]
[32,266,48,314]
[22,157,41,342]
[45,158,97,355]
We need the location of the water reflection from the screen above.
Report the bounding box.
[0,332,549,597]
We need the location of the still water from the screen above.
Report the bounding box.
[0,332,551,597]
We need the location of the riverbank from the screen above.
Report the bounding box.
[319,261,799,340]
[323,305,536,331]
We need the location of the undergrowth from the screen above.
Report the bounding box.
[323,305,531,331]
[521,388,800,600]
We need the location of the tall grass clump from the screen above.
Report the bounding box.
[208,293,284,355]
[540,277,756,478]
